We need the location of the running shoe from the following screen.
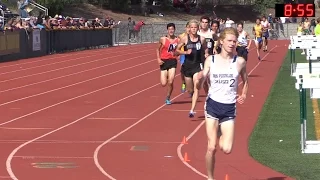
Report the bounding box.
[189,111,195,118]
[258,56,261,61]
[165,99,171,105]
[181,83,186,93]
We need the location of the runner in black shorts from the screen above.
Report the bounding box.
[156,23,179,105]
[176,19,208,118]
[236,22,251,61]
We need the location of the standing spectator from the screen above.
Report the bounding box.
[314,17,320,36]
[103,15,110,28]
[268,14,274,29]
[128,17,135,41]
[219,18,225,31]
[310,18,316,34]
[225,17,234,28]
[17,0,29,18]
[4,18,13,30]
[35,12,45,29]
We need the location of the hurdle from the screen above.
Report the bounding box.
[295,74,320,153]
[289,35,320,77]
[290,35,320,153]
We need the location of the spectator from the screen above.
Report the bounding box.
[93,17,103,28]
[128,17,135,40]
[4,18,14,30]
[268,14,274,29]
[134,20,144,32]
[103,15,111,28]
[310,18,316,34]
[17,0,29,18]
[109,18,115,27]
[35,12,45,29]
[78,17,87,29]
[314,17,320,36]
[225,17,234,28]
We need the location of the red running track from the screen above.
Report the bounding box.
[0,41,291,180]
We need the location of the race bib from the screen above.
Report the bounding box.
[196,42,201,50]
[207,42,212,48]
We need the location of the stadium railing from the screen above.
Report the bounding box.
[0,21,302,62]
[113,21,300,45]
[0,28,113,62]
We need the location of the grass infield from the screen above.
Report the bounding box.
[249,50,320,180]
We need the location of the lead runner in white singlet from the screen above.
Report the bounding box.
[197,27,249,180]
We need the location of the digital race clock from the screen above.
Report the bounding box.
[275,3,315,17]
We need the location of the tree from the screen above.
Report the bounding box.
[108,0,129,11]
[141,0,146,16]
[253,0,282,14]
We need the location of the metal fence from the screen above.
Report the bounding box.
[0,28,113,62]
[113,21,300,45]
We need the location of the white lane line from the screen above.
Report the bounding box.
[6,73,182,180]
[0,59,156,108]
[0,65,158,127]
[0,53,153,93]
[0,50,152,83]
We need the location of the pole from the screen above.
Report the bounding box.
[299,83,305,152]
[309,55,312,73]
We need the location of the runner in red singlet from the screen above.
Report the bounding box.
[156,23,179,105]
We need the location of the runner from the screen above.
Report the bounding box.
[176,19,208,118]
[156,23,179,105]
[211,20,220,55]
[236,22,251,61]
[261,16,270,52]
[252,17,263,60]
[178,22,190,93]
[198,16,214,56]
[197,16,215,95]
[198,27,248,180]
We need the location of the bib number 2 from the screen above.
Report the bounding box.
[229,79,235,87]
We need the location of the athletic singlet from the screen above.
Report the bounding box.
[237,31,248,47]
[297,26,303,35]
[160,37,178,60]
[207,55,239,104]
[254,24,263,38]
[197,29,214,54]
[261,20,269,28]
[184,35,202,66]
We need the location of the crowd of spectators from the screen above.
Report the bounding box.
[0,0,118,31]
[2,13,118,31]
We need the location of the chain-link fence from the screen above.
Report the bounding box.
[112,21,299,45]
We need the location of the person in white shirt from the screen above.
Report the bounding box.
[225,17,234,28]
[236,22,252,61]
[197,16,217,95]
[198,27,248,180]
[261,16,270,51]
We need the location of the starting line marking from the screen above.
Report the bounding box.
[0,127,53,130]
[0,140,181,144]
[31,162,78,169]
[15,156,92,159]
[87,117,138,120]
[0,176,11,179]
[161,109,203,112]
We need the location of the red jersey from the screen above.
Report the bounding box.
[160,37,179,60]
[134,21,145,31]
